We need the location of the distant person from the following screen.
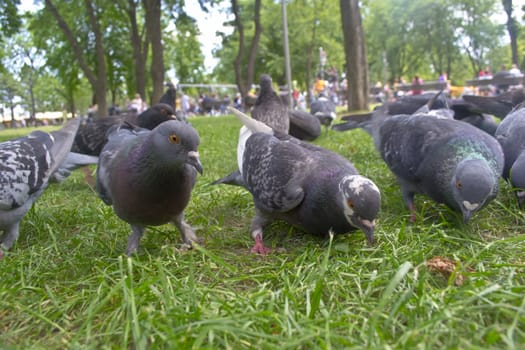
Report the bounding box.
[181,91,191,117]
[411,75,423,95]
[509,63,522,76]
[128,93,147,113]
[314,76,327,96]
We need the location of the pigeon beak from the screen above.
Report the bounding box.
[353,218,375,245]
[187,151,203,174]
[462,209,472,224]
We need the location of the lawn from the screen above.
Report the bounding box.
[0,115,523,349]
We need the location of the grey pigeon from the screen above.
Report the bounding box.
[462,88,525,119]
[494,102,525,207]
[73,103,176,156]
[96,120,203,255]
[333,107,504,222]
[251,74,289,133]
[310,94,336,134]
[338,93,499,135]
[230,107,381,255]
[288,109,321,141]
[0,119,80,258]
[212,74,289,187]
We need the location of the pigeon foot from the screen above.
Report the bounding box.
[251,234,271,255]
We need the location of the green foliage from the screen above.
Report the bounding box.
[0,116,523,349]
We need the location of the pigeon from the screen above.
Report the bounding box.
[0,119,80,257]
[333,107,504,223]
[310,93,336,133]
[229,107,381,255]
[337,93,498,135]
[96,120,203,255]
[251,74,290,133]
[462,88,525,119]
[288,109,321,141]
[73,103,176,156]
[494,102,525,207]
[159,82,177,110]
[212,74,289,187]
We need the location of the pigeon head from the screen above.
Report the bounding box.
[136,103,176,129]
[151,120,203,174]
[451,159,497,222]
[509,152,525,208]
[259,74,273,91]
[339,175,381,245]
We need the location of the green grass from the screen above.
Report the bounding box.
[0,116,524,349]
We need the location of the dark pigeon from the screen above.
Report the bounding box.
[337,93,499,135]
[494,102,525,207]
[462,88,525,119]
[333,107,504,223]
[96,120,203,255]
[159,82,177,110]
[212,74,289,187]
[230,107,381,255]
[73,103,176,156]
[251,74,289,133]
[310,94,336,133]
[288,110,321,141]
[0,119,80,257]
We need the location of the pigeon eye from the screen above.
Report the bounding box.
[456,180,462,189]
[169,134,180,144]
[347,199,355,208]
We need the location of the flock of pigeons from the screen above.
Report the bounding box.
[1,75,524,258]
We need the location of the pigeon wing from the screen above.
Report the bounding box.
[243,133,307,213]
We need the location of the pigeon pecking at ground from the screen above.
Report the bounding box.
[0,119,80,258]
[494,102,525,207]
[229,107,381,255]
[96,120,203,256]
[310,93,336,134]
[333,106,504,223]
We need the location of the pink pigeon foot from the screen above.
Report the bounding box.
[251,234,271,255]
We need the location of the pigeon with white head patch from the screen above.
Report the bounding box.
[0,119,80,257]
[229,107,381,255]
[96,120,203,255]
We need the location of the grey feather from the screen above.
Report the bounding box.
[0,119,80,256]
[251,74,289,134]
[231,108,381,254]
[335,106,504,222]
[494,102,525,207]
[311,94,336,133]
[96,120,203,255]
[212,74,287,186]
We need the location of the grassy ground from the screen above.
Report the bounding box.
[0,115,523,349]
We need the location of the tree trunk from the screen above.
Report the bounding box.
[340,0,369,111]
[126,0,148,100]
[143,0,164,105]
[44,0,107,117]
[503,0,519,65]
[231,0,262,105]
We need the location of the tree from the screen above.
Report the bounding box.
[231,0,262,102]
[143,0,164,103]
[44,0,108,117]
[503,0,520,66]
[340,0,368,111]
[0,70,23,124]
